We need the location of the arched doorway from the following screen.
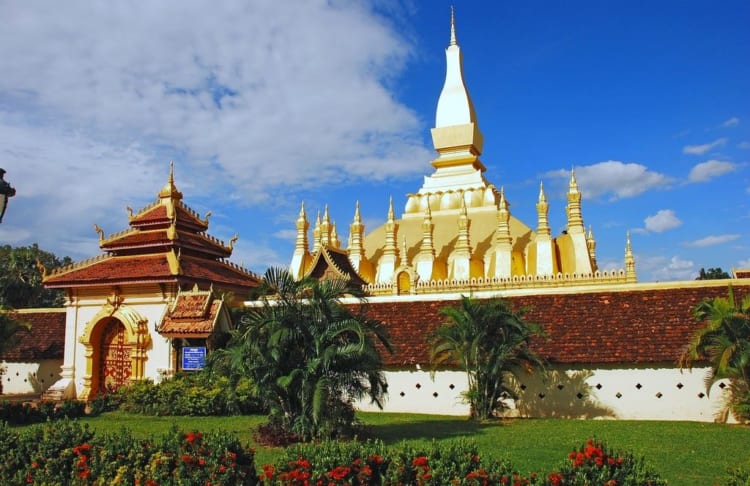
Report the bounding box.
[98,319,132,393]
[78,303,151,400]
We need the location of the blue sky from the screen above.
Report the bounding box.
[0,0,748,282]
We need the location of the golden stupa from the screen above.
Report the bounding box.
[290,10,635,295]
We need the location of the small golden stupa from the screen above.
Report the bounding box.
[290,10,635,295]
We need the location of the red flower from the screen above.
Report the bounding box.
[368,454,384,465]
[31,462,39,469]
[185,432,202,444]
[327,466,351,480]
[548,472,563,486]
[412,456,429,468]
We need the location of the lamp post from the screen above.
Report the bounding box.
[0,168,16,224]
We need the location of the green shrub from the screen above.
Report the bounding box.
[725,464,750,486]
[114,372,264,416]
[0,399,86,425]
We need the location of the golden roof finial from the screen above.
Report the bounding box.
[387,196,395,221]
[450,5,457,46]
[229,234,239,250]
[538,181,547,203]
[159,161,183,200]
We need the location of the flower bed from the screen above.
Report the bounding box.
[0,420,677,485]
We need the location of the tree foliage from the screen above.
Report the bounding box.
[208,267,392,441]
[696,267,731,280]
[0,244,72,308]
[679,286,750,422]
[429,296,546,420]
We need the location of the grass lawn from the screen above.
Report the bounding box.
[74,412,749,485]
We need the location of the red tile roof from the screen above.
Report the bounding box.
[129,202,208,232]
[159,294,224,337]
[363,283,750,367]
[43,253,258,294]
[1,309,66,361]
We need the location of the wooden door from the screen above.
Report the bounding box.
[99,319,132,393]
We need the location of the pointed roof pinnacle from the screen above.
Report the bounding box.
[569,168,579,193]
[538,181,547,203]
[158,161,183,200]
[450,5,457,46]
[387,196,395,221]
[354,200,361,222]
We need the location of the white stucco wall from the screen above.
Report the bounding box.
[358,365,736,422]
[1,359,62,395]
[356,369,470,415]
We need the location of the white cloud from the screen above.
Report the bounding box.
[686,234,740,248]
[721,117,740,127]
[687,159,736,182]
[0,1,431,259]
[739,141,750,150]
[640,255,695,281]
[683,137,728,155]
[644,209,682,233]
[545,161,671,200]
[737,258,750,268]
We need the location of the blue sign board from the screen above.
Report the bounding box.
[182,346,207,370]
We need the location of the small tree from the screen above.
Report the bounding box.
[696,267,730,280]
[0,244,72,308]
[209,267,392,441]
[429,296,545,420]
[679,286,750,422]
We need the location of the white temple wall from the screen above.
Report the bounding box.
[1,360,62,395]
[357,365,736,423]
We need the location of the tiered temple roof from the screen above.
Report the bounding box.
[290,11,635,295]
[43,165,259,296]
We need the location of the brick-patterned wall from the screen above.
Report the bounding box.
[363,284,750,367]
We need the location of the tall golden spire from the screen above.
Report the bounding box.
[587,225,597,265]
[321,205,331,247]
[349,201,364,255]
[383,196,399,261]
[312,211,322,253]
[419,203,436,259]
[625,231,637,282]
[536,182,551,237]
[566,169,584,232]
[496,187,512,247]
[290,202,311,279]
[330,222,340,248]
[295,202,309,253]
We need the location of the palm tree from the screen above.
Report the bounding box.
[679,286,750,421]
[210,267,392,441]
[429,296,546,420]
